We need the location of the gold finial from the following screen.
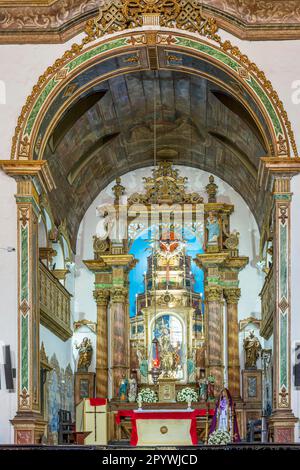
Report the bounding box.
[112,177,125,204]
[206,175,218,203]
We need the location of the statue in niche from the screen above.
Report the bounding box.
[118,375,129,402]
[75,337,93,372]
[206,211,220,244]
[158,324,176,378]
[128,373,138,403]
[244,330,262,369]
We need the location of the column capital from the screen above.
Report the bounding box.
[111,287,128,303]
[258,157,300,193]
[0,160,56,193]
[205,286,223,302]
[224,288,241,304]
[93,289,110,306]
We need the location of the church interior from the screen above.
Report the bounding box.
[1,0,300,450]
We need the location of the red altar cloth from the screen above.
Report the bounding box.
[116,409,215,446]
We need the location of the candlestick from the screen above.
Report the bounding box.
[190,271,193,307]
[200,293,205,340]
[183,247,186,289]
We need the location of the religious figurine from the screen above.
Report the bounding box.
[118,375,129,402]
[244,329,262,369]
[137,347,148,382]
[75,337,93,372]
[207,374,215,401]
[206,212,220,244]
[209,388,241,442]
[128,374,137,403]
[199,369,208,402]
[187,349,196,382]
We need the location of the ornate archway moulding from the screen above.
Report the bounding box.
[9,3,298,165]
[2,0,300,43]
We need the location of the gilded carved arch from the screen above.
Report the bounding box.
[10,1,298,164]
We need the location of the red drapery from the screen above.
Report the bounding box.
[89,398,107,406]
[116,409,214,446]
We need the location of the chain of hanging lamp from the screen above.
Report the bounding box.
[150,70,162,386]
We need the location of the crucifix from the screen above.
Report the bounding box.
[85,406,106,441]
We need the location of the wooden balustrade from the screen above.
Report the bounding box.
[39,261,72,341]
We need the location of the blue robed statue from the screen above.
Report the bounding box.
[206,211,220,244]
[118,375,129,401]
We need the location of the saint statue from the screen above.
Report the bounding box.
[198,369,208,402]
[128,374,138,403]
[75,337,93,372]
[244,330,262,369]
[207,374,215,401]
[209,388,241,442]
[187,349,196,382]
[206,211,220,244]
[137,347,148,381]
[118,375,129,402]
[158,325,176,377]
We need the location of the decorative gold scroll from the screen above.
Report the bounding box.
[85,0,220,42]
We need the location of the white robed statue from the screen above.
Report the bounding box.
[218,391,230,431]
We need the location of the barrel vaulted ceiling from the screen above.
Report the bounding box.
[43,69,267,249]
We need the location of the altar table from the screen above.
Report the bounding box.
[116,409,214,446]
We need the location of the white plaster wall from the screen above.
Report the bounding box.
[40,325,74,372]
[75,166,263,323]
[0,35,83,160]
[0,171,17,444]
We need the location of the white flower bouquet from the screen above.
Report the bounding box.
[208,430,231,445]
[176,387,198,403]
[137,388,158,404]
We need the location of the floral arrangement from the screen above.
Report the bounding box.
[176,387,198,403]
[208,430,231,445]
[137,388,158,404]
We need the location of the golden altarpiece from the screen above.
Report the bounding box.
[83,162,262,440]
